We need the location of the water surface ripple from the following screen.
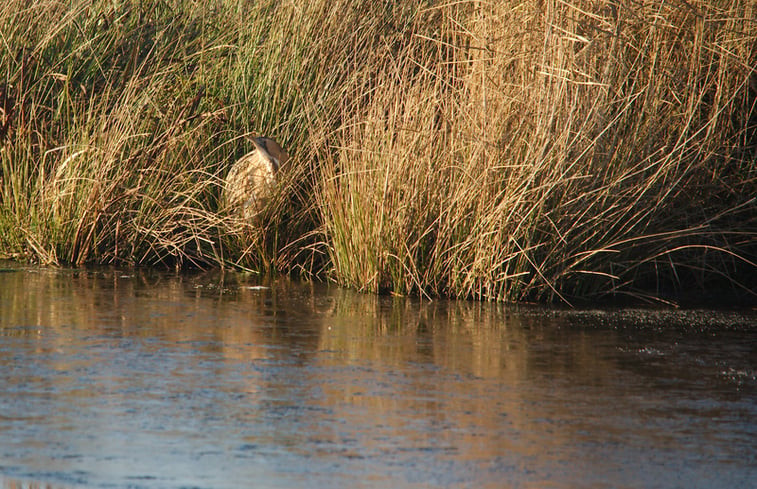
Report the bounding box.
[0,265,755,488]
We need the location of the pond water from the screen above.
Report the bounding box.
[0,264,755,489]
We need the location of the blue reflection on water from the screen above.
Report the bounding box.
[1,266,756,489]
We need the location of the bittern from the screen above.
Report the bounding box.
[223,137,289,220]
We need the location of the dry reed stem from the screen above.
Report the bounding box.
[1,0,754,302]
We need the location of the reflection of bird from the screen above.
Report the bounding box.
[223,137,289,220]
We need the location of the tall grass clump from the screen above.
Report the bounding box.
[318,0,757,302]
[0,0,333,270]
[0,0,235,267]
[1,0,755,302]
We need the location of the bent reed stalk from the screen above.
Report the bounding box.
[1,0,755,302]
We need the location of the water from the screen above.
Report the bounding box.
[1,264,755,489]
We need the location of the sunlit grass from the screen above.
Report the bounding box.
[1,0,755,302]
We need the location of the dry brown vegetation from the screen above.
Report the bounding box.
[1,0,755,302]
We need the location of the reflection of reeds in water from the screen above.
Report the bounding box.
[0,264,667,427]
[309,287,621,464]
[0,268,272,360]
[1,265,612,382]
[317,288,613,380]
[2,479,67,489]
[1,267,631,479]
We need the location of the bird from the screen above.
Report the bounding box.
[222,137,289,221]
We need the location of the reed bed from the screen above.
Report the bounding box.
[1,0,755,302]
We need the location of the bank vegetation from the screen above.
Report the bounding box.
[1,0,755,303]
